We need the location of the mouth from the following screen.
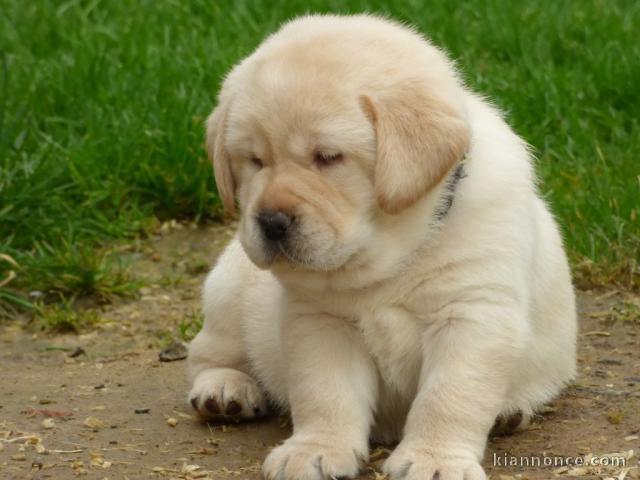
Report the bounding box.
[257,237,308,268]
[250,219,348,272]
[276,241,308,266]
[262,233,315,269]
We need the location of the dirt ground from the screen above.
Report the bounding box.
[1,225,639,480]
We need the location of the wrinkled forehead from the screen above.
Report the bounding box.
[225,56,371,158]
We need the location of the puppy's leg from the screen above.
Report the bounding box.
[383,301,525,480]
[262,314,377,480]
[187,239,268,420]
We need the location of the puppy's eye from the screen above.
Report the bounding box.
[251,156,263,168]
[314,152,343,168]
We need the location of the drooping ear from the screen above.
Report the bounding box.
[205,104,236,215]
[360,89,470,214]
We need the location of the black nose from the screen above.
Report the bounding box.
[257,211,292,242]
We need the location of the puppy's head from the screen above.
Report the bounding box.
[207,15,470,273]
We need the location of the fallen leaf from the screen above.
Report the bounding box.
[567,467,589,476]
[187,447,217,455]
[182,463,201,473]
[83,416,106,430]
[90,451,106,467]
[22,408,73,418]
[583,330,611,337]
[607,409,624,425]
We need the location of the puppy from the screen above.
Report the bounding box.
[187,14,577,480]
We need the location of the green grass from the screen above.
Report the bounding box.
[1,0,638,314]
[179,310,205,342]
[31,299,102,333]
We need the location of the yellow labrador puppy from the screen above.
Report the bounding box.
[187,14,576,480]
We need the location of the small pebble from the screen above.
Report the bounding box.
[159,341,188,362]
[167,417,177,427]
[68,347,86,358]
[42,418,55,429]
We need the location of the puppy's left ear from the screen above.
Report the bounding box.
[360,89,470,214]
[205,104,236,215]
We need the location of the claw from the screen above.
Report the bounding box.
[225,399,242,415]
[204,397,220,414]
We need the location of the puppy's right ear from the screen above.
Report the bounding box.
[205,104,236,215]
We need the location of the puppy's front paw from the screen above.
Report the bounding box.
[383,441,485,480]
[188,368,268,420]
[262,435,365,480]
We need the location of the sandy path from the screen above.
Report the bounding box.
[1,226,638,479]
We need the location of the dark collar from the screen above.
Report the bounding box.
[435,162,467,220]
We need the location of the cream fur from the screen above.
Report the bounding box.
[188,14,577,480]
